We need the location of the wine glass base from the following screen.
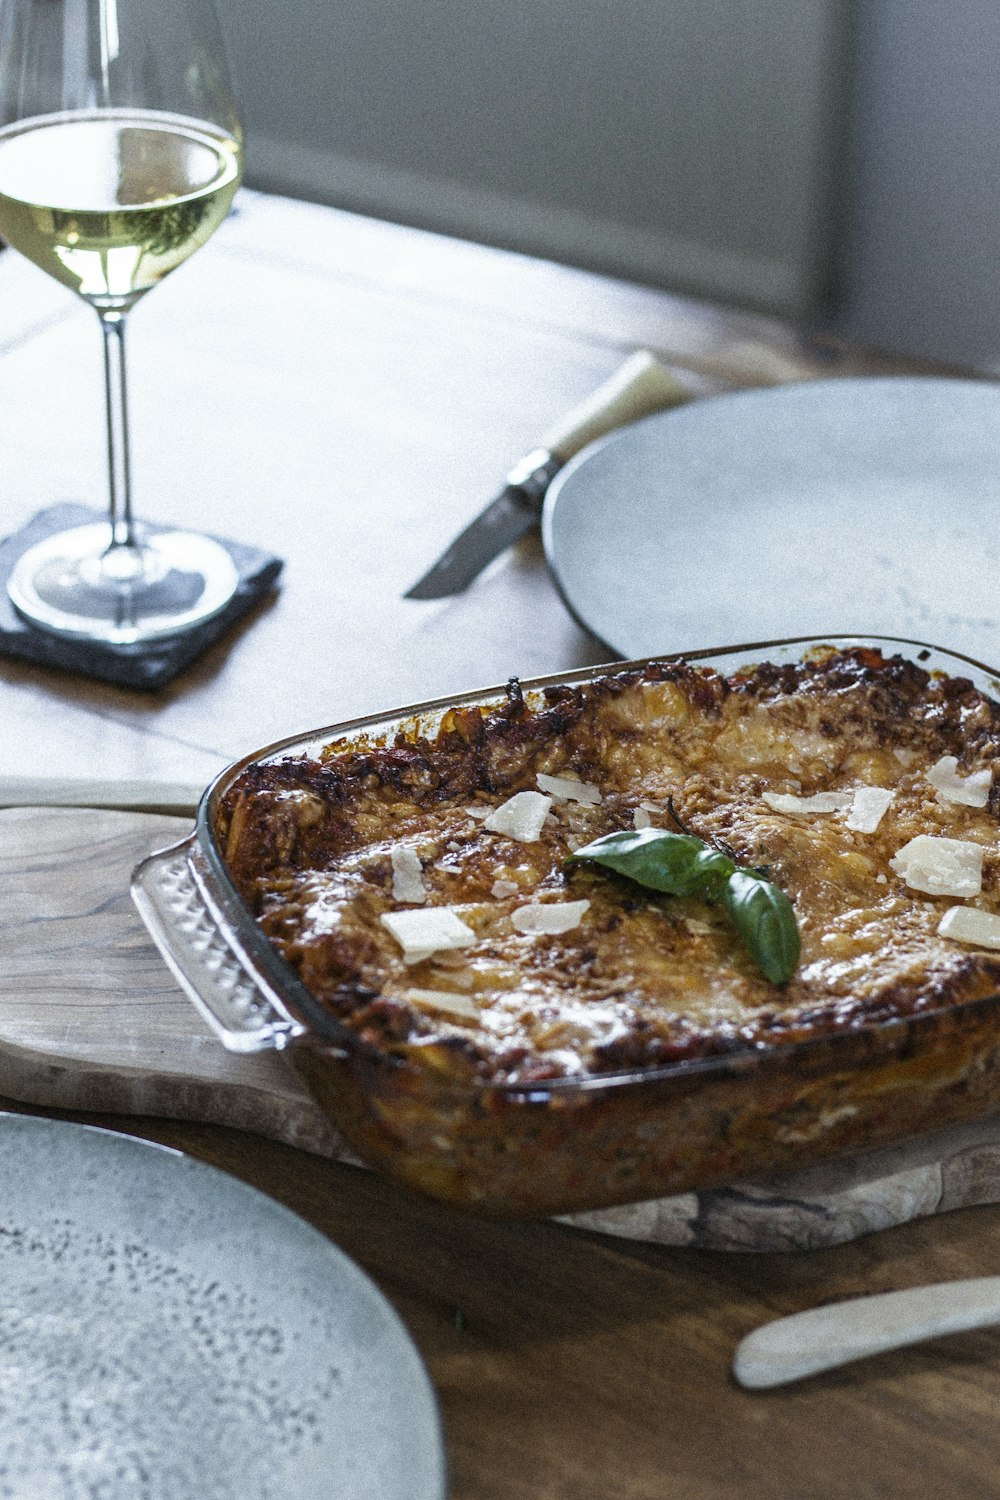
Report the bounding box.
[8,523,240,647]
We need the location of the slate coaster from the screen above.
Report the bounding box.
[0,504,282,690]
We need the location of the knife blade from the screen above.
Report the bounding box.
[404,350,692,599]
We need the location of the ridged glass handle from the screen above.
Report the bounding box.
[131,835,300,1054]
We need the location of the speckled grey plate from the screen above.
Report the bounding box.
[542,377,1000,664]
[0,1114,445,1500]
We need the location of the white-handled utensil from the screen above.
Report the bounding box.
[733,1277,1000,1389]
[404,350,692,598]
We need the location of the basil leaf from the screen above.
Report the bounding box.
[567,829,735,897]
[567,827,800,985]
[720,869,800,986]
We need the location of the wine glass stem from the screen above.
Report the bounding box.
[98,307,138,552]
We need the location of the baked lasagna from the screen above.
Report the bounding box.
[217,646,1000,1089]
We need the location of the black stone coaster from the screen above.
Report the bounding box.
[0,504,283,691]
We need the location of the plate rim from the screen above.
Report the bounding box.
[0,1110,447,1500]
[541,373,1000,655]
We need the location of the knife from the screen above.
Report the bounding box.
[404,350,692,599]
[732,1276,1000,1389]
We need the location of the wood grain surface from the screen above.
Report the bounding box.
[0,191,954,793]
[3,192,1000,1499]
[0,805,344,1155]
[13,801,1000,1265]
[11,1098,1000,1500]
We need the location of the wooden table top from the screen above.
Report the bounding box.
[1,190,996,1500]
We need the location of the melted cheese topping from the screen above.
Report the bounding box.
[218,649,1000,1084]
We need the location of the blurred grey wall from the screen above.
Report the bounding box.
[227,0,853,320]
[837,0,1000,368]
[227,1,1000,367]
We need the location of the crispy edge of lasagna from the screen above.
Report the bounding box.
[215,647,1000,1085]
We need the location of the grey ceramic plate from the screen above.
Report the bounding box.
[542,376,1000,662]
[0,1114,445,1500]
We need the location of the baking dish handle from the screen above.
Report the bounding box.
[131,834,301,1054]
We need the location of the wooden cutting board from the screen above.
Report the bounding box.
[0,806,346,1157]
[7,804,1000,1253]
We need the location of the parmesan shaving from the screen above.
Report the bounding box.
[938,906,1000,951]
[403,987,480,1020]
[889,835,985,897]
[926,755,992,808]
[510,899,590,935]
[483,790,552,842]
[490,878,520,899]
[380,906,476,960]
[536,773,602,805]
[762,790,853,816]
[390,845,427,903]
[632,807,652,830]
[845,787,894,833]
[428,950,471,974]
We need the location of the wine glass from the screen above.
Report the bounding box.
[0,0,243,645]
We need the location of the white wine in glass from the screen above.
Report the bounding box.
[0,0,244,645]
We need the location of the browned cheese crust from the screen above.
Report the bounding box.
[216,648,1000,1084]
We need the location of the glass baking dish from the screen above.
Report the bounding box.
[131,636,1000,1217]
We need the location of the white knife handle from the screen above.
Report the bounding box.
[539,350,691,461]
[732,1276,1000,1389]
